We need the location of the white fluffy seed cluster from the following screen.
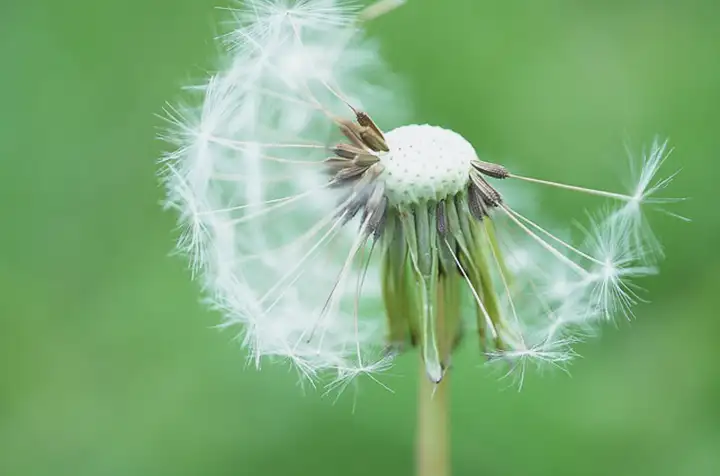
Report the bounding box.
[380,125,476,205]
[161,0,408,385]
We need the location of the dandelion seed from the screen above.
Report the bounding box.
[581,211,659,321]
[161,0,681,392]
[614,138,688,259]
[486,337,578,391]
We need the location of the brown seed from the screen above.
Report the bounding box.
[471,160,509,179]
[468,184,488,220]
[333,143,362,159]
[336,118,368,149]
[470,171,503,206]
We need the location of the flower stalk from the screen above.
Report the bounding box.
[417,356,450,476]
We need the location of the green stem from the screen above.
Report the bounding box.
[416,364,450,476]
[416,279,451,476]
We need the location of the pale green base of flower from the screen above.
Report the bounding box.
[381,192,514,382]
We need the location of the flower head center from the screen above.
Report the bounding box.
[379,125,476,205]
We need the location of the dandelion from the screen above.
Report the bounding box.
[160,1,682,475]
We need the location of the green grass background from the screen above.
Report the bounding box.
[2,0,719,475]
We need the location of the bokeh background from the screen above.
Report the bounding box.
[2,0,719,475]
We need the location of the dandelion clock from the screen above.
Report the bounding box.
[160,1,684,475]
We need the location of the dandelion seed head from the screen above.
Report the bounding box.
[162,0,682,390]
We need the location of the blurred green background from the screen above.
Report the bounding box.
[2,0,719,475]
